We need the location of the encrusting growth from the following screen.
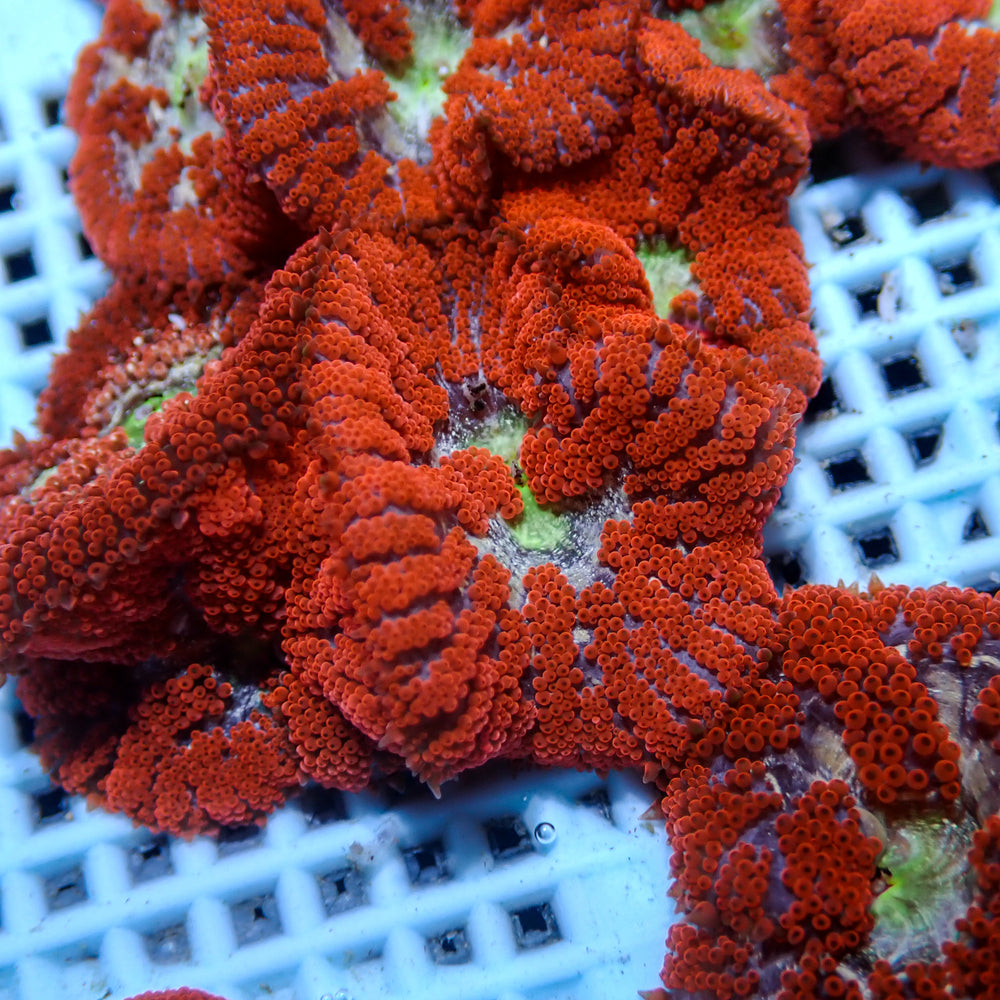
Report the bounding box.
[3,0,1000,995]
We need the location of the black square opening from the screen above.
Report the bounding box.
[804,377,841,423]
[767,551,805,590]
[904,426,942,466]
[854,285,881,317]
[42,97,62,128]
[963,509,990,542]
[854,527,899,568]
[484,815,533,862]
[402,840,450,886]
[43,864,87,911]
[14,707,34,746]
[4,248,35,282]
[216,823,262,855]
[318,865,366,915]
[827,213,866,248]
[510,902,561,949]
[231,892,280,946]
[427,927,472,965]
[127,835,173,884]
[904,182,950,223]
[880,354,927,396]
[34,786,70,825]
[809,138,853,183]
[77,232,94,260]
[19,317,53,348]
[144,922,190,964]
[299,785,348,826]
[0,185,14,213]
[577,786,613,822]
[823,451,872,490]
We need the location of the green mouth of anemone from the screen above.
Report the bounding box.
[168,33,210,125]
[670,0,781,74]
[466,415,569,553]
[385,6,471,148]
[869,811,978,961]
[636,239,696,318]
[122,387,191,448]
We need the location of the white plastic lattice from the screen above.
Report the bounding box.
[765,144,1000,591]
[0,0,108,448]
[0,680,673,1000]
[3,3,1000,1000]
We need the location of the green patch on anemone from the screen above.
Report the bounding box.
[169,33,210,125]
[636,239,696,318]
[385,6,471,147]
[122,388,189,448]
[467,415,569,553]
[672,0,781,74]
[870,812,977,955]
[510,479,569,551]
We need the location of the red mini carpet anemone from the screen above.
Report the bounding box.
[3,0,1000,995]
[66,0,298,302]
[660,0,1000,168]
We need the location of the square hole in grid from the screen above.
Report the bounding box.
[13,703,35,746]
[42,861,88,912]
[576,785,613,822]
[986,163,1000,204]
[216,822,264,856]
[902,180,951,224]
[767,550,807,591]
[808,137,855,184]
[3,245,36,283]
[853,282,883,319]
[934,256,979,297]
[0,185,14,214]
[144,920,192,965]
[127,834,174,884]
[32,784,72,827]
[39,95,63,130]
[318,863,368,916]
[298,784,349,827]
[804,376,843,424]
[484,815,534,863]
[17,313,54,350]
[509,901,561,950]
[822,449,873,491]
[427,925,473,966]
[76,230,95,261]
[879,352,929,397]
[964,508,991,542]
[821,208,870,249]
[903,423,944,466]
[851,523,900,569]
[231,890,282,946]
[402,839,451,886]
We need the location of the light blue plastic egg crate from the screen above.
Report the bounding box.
[1,2,999,998]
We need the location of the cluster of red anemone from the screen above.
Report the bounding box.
[2,0,1000,996]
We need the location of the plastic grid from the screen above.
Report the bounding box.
[0,681,673,1000]
[765,144,1000,591]
[3,3,1000,999]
